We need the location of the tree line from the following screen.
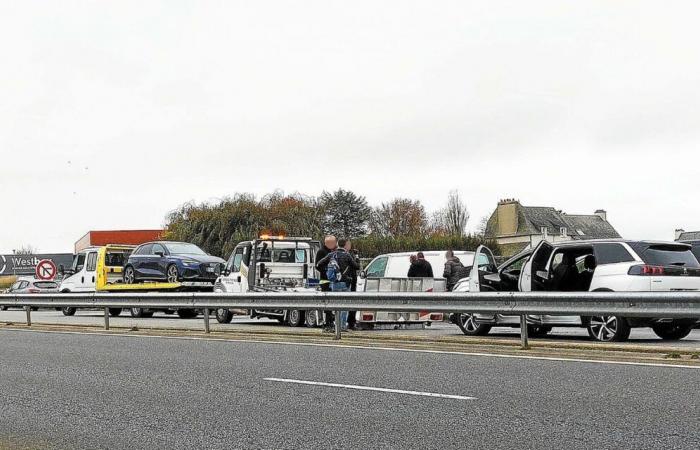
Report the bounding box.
[164,189,497,259]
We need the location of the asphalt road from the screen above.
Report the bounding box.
[1,329,698,449]
[3,309,700,349]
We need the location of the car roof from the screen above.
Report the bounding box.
[374,250,475,258]
[548,239,690,248]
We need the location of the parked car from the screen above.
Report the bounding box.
[123,241,225,284]
[358,250,477,292]
[1,278,59,310]
[454,240,700,342]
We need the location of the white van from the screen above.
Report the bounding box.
[358,250,476,292]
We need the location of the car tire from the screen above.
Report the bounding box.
[130,307,153,318]
[1,306,7,311]
[587,316,631,342]
[123,266,136,284]
[287,310,305,327]
[216,308,233,324]
[177,308,197,319]
[166,265,179,283]
[528,325,552,338]
[108,308,122,317]
[305,310,321,327]
[652,323,694,340]
[62,307,76,316]
[456,313,492,336]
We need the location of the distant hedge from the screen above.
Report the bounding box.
[351,235,499,260]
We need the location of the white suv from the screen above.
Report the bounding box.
[454,240,700,342]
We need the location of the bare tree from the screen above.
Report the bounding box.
[13,245,37,255]
[433,190,469,236]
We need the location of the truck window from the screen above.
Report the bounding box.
[73,253,86,272]
[229,247,244,273]
[86,252,97,272]
[366,257,388,278]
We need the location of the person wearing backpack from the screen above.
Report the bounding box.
[315,236,338,331]
[317,238,359,331]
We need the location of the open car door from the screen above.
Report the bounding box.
[469,245,498,292]
[519,241,554,292]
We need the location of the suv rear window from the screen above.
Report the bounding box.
[593,243,635,264]
[628,243,700,268]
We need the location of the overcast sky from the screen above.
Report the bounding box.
[1,1,699,253]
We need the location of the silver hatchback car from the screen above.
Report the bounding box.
[1,278,59,310]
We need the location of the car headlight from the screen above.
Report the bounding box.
[182,260,199,266]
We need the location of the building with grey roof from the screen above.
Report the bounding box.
[675,229,700,242]
[484,199,622,256]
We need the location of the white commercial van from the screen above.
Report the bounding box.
[357,250,476,292]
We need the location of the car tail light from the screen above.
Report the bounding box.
[361,313,374,321]
[628,265,665,276]
[426,288,434,292]
[28,288,41,293]
[430,313,443,321]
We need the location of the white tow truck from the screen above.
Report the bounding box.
[213,236,324,326]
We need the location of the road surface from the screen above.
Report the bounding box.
[1,329,698,449]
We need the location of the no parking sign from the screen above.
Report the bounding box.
[35,259,57,280]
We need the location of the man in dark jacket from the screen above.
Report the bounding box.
[315,235,337,331]
[407,252,434,278]
[317,238,360,331]
[443,250,465,291]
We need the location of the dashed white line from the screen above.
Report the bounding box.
[264,377,475,400]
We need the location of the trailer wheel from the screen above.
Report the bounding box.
[287,310,305,327]
[216,308,233,324]
[62,307,76,316]
[108,308,122,317]
[177,309,197,319]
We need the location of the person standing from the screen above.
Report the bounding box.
[317,238,359,331]
[443,250,465,291]
[407,252,434,278]
[315,235,337,331]
[343,239,360,330]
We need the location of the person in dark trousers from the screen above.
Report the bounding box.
[317,238,360,331]
[343,239,360,330]
[315,235,337,331]
[407,252,434,278]
[443,250,465,291]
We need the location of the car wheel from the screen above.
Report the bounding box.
[528,325,552,338]
[166,265,179,283]
[123,266,136,284]
[108,308,122,317]
[177,308,197,319]
[456,313,492,336]
[587,316,630,342]
[216,308,233,324]
[652,323,693,340]
[0,306,7,311]
[287,310,305,327]
[62,307,76,316]
[130,307,152,318]
[305,310,321,327]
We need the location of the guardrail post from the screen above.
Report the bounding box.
[25,306,31,326]
[104,307,110,330]
[334,310,341,340]
[204,308,210,334]
[520,315,529,350]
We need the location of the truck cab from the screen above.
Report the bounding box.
[214,236,321,326]
[59,247,101,293]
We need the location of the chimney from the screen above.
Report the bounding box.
[675,229,685,241]
[594,209,607,222]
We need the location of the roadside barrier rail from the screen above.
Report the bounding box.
[1,291,700,348]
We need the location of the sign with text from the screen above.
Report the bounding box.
[0,254,73,276]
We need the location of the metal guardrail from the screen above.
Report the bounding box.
[1,291,700,348]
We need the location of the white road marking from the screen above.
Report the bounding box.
[3,327,700,370]
[264,377,475,400]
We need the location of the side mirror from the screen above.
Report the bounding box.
[155,251,165,257]
[359,270,367,279]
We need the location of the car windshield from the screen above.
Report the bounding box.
[634,244,700,268]
[165,243,207,255]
